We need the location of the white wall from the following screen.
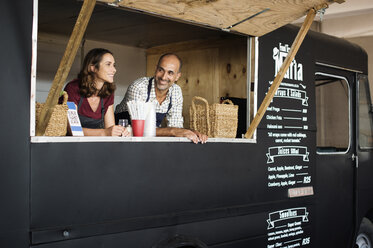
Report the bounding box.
[315,13,373,99]
[36,33,147,107]
[320,12,373,38]
[293,1,373,98]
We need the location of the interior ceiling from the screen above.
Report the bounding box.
[38,0,241,48]
[96,0,333,37]
[39,0,372,47]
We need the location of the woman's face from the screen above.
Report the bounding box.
[91,53,116,84]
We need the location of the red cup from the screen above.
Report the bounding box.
[132,119,145,137]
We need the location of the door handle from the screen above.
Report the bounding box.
[351,153,359,168]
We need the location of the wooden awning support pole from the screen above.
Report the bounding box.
[244,7,318,139]
[36,0,96,136]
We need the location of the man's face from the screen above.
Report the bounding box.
[154,55,181,92]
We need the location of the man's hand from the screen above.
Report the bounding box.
[156,127,208,144]
[191,130,208,144]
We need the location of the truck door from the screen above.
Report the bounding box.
[314,65,356,247]
[355,74,373,247]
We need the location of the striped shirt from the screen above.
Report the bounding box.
[115,77,184,128]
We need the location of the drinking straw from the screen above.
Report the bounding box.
[127,100,146,120]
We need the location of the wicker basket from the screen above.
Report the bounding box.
[190,96,238,138]
[36,91,69,136]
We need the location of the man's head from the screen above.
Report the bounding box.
[154,53,182,93]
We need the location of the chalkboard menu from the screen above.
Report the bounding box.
[258,26,316,248]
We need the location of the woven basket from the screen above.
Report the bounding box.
[190,96,238,138]
[36,91,69,136]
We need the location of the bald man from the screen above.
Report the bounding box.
[115,53,207,144]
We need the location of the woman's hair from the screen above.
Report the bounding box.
[78,48,116,98]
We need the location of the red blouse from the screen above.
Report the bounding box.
[64,79,114,120]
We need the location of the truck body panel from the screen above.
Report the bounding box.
[1,1,373,248]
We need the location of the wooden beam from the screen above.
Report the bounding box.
[244,7,318,139]
[36,0,96,136]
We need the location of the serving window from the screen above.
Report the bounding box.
[31,0,257,143]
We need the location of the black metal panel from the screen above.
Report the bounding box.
[257,25,317,202]
[30,26,320,244]
[30,142,262,241]
[357,150,373,223]
[28,16,370,248]
[356,75,373,224]
[255,25,317,247]
[29,212,269,248]
[30,198,314,248]
[258,25,316,131]
[278,25,368,74]
[0,1,32,248]
[314,153,355,246]
[30,142,256,223]
[312,65,356,247]
[31,139,316,246]
[309,28,368,74]
[30,210,270,248]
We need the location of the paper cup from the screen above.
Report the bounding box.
[143,102,156,137]
[132,119,145,137]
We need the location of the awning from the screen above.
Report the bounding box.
[97,0,340,36]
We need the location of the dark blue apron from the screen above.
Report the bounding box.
[146,78,172,127]
[78,97,105,129]
[115,78,172,127]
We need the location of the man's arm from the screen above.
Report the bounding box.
[156,127,207,144]
[115,78,146,114]
[166,86,184,128]
[161,86,207,143]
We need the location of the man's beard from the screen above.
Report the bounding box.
[155,77,171,91]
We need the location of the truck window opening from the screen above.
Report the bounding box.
[358,75,373,149]
[31,1,258,143]
[315,73,350,153]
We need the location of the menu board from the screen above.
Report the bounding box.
[258,27,316,247]
[267,207,312,248]
[258,38,315,189]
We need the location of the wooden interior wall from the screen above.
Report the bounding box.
[146,37,247,128]
[218,40,247,99]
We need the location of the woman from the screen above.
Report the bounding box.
[64,48,129,136]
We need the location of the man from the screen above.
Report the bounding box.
[115,53,207,144]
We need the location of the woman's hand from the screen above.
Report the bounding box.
[121,127,131,137]
[105,125,126,136]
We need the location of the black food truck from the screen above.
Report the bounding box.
[1,0,373,248]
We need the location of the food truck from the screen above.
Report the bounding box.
[1,0,373,247]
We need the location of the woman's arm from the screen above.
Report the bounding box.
[82,127,108,136]
[104,105,115,128]
[82,105,127,136]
